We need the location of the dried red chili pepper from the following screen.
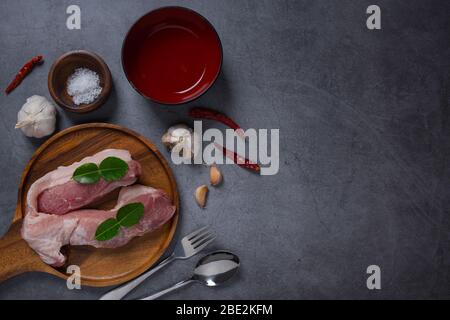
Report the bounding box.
[214,142,260,173]
[191,107,259,172]
[189,107,245,138]
[5,55,44,94]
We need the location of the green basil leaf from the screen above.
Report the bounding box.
[99,157,129,182]
[116,202,145,227]
[95,218,120,241]
[72,163,101,184]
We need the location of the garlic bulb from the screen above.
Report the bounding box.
[15,95,57,138]
[161,124,200,160]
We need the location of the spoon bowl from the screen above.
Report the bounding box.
[140,250,239,300]
[192,251,240,286]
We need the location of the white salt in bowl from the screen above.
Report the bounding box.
[48,50,112,113]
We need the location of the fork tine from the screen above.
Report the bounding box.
[193,235,216,252]
[190,230,213,244]
[185,226,208,241]
[191,233,213,246]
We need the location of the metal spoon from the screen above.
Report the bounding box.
[140,251,240,300]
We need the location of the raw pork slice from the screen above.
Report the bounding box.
[35,149,141,215]
[21,185,176,266]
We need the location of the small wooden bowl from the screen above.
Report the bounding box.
[48,50,112,113]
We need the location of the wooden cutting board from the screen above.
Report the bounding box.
[0,123,179,287]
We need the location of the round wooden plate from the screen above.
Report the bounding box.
[0,123,179,287]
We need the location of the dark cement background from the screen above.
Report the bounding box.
[0,0,449,299]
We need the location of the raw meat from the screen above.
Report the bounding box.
[36,149,141,215]
[21,184,176,266]
[21,149,175,266]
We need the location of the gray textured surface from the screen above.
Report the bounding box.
[0,0,449,300]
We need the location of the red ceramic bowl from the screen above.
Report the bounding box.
[122,7,222,104]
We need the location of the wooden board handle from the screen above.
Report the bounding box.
[0,220,46,282]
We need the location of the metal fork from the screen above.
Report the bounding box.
[99,226,215,300]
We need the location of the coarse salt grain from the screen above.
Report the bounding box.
[67,68,102,105]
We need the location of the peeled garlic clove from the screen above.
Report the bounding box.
[195,185,209,208]
[210,165,222,186]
